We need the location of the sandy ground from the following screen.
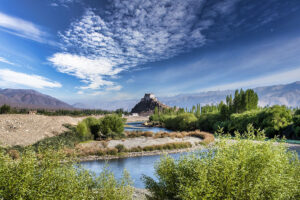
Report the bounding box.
[0,114,89,147]
[0,114,148,147]
[125,115,148,122]
[78,136,202,150]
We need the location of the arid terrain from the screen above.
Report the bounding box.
[0,114,148,147]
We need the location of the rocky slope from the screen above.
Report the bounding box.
[131,93,170,115]
[0,89,73,109]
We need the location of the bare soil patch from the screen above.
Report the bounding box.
[0,114,95,147]
[0,114,148,147]
[77,136,202,151]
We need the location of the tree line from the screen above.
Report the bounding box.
[150,89,300,139]
[0,104,129,116]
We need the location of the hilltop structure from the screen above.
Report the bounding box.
[131,93,170,116]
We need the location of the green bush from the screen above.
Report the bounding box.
[76,115,125,140]
[258,105,293,137]
[76,121,92,139]
[164,113,197,131]
[143,133,300,200]
[0,149,133,200]
[99,114,125,139]
[0,104,11,114]
[83,117,101,138]
[115,144,126,152]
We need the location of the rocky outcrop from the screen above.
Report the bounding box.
[131,93,170,116]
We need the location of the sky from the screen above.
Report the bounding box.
[0,0,300,105]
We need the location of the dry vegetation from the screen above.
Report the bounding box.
[73,130,214,157]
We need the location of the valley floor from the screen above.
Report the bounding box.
[0,114,148,147]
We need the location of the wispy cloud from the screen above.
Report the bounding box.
[0,57,15,66]
[0,69,62,89]
[0,12,52,44]
[50,0,81,7]
[50,0,241,91]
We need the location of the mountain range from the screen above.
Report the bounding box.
[76,81,300,110]
[1,81,299,110]
[0,89,72,109]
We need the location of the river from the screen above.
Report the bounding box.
[81,122,300,188]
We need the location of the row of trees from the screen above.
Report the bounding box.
[150,89,299,139]
[0,104,129,116]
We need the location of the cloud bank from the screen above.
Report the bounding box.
[0,69,62,89]
[49,0,241,91]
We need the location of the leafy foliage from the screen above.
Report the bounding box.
[0,149,133,200]
[143,130,300,200]
[0,104,11,114]
[149,88,299,139]
[76,114,126,140]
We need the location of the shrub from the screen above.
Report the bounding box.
[143,133,300,200]
[76,121,92,139]
[83,117,101,138]
[106,148,118,155]
[7,149,19,160]
[0,149,133,199]
[259,105,293,137]
[99,114,125,139]
[0,104,11,114]
[164,113,197,131]
[115,144,126,153]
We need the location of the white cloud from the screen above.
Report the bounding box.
[48,53,123,89]
[0,12,50,43]
[0,69,61,89]
[0,57,15,66]
[52,0,241,91]
[106,85,122,91]
[203,67,300,91]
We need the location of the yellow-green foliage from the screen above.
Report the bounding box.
[0,149,133,200]
[143,132,300,200]
[76,115,125,140]
[76,121,92,139]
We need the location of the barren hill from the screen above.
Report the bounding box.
[0,89,73,109]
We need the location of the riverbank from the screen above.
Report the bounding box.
[74,130,214,160]
[79,144,209,161]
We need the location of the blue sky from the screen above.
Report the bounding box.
[0,0,300,105]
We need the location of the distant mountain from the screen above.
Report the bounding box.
[255,81,300,107]
[160,81,300,108]
[0,89,73,110]
[87,81,300,110]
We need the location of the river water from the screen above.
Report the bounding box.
[124,121,171,133]
[81,122,300,188]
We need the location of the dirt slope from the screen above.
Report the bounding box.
[0,114,88,147]
[0,114,148,147]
